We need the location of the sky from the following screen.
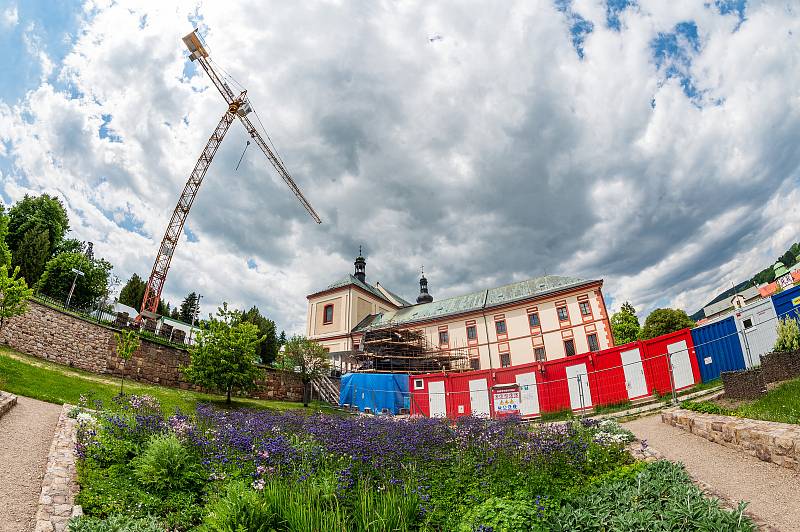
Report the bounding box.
[1,0,799,334]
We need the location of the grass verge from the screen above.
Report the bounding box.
[0,347,334,415]
[682,377,800,425]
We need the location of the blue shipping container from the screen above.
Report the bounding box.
[771,284,800,323]
[691,316,747,382]
[339,373,410,414]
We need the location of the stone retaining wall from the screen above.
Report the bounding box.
[0,391,17,420]
[720,369,766,400]
[1,301,304,402]
[35,404,80,532]
[662,408,800,472]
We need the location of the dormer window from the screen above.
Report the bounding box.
[323,304,334,324]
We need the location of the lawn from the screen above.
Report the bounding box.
[682,377,800,425]
[68,397,754,531]
[0,347,332,414]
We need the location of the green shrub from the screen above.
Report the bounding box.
[200,481,280,532]
[67,514,162,532]
[132,433,204,493]
[548,460,753,531]
[458,496,550,532]
[681,400,731,416]
[351,485,419,531]
[774,316,800,353]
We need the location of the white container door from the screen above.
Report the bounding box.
[667,340,694,389]
[620,348,648,399]
[738,302,778,368]
[468,378,490,417]
[515,372,540,416]
[565,363,592,410]
[428,381,447,417]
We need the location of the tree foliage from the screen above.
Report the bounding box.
[180,292,200,323]
[14,227,50,285]
[182,304,264,404]
[0,204,11,268]
[114,328,141,394]
[0,265,34,332]
[639,308,695,340]
[240,305,279,365]
[36,252,112,309]
[610,301,640,346]
[119,273,147,310]
[7,194,69,259]
[281,335,331,406]
[774,316,800,353]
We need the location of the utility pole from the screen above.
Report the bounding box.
[66,268,85,308]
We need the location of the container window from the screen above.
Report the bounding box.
[414,379,424,390]
[564,339,576,357]
[743,318,753,329]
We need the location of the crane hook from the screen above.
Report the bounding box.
[235,140,251,171]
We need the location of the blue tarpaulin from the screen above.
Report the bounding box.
[339,373,410,414]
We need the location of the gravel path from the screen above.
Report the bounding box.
[625,413,800,532]
[0,396,61,532]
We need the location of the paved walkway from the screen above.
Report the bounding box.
[625,413,800,532]
[0,396,61,532]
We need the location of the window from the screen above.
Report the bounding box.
[534,347,546,362]
[353,343,360,352]
[579,301,591,316]
[743,318,753,329]
[564,339,576,357]
[439,330,449,345]
[495,320,507,334]
[413,379,424,390]
[470,358,481,370]
[587,333,599,352]
[323,304,334,324]
[500,352,511,367]
[528,312,540,327]
[557,306,569,322]
[466,325,477,340]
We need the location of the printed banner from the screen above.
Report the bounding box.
[493,390,520,414]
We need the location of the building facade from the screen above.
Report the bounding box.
[306,253,614,371]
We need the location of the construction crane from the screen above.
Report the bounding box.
[139,30,321,318]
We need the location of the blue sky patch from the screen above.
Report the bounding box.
[715,0,747,22]
[185,226,199,243]
[606,0,635,31]
[651,21,702,100]
[553,0,594,59]
[98,114,122,143]
[247,258,257,270]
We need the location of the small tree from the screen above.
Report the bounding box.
[639,308,695,340]
[610,301,640,345]
[282,335,331,407]
[114,328,141,395]
[0,265,34,334]
[182,304,264,404]
[774,316,800,353]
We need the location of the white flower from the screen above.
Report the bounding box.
[76,412,96,426]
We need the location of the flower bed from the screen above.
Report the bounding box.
[69,395,754,531]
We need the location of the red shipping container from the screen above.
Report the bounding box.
[641,329,699,395]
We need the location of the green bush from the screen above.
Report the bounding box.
[200,481,280,532]
[132,433,204,493]
[774,316,800,353]
[548,460,753,531]
[457,496,550,532]
[67,514,162,532]
[681,400,731,416]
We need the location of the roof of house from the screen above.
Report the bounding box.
[314,274,399,306]
[353,275,595,331]
[376,284,413,307]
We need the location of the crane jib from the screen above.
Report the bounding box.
[139,33,321,317]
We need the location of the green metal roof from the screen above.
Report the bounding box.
[378,285,413,307]
[353,275,593,331]
[318,274,396,305]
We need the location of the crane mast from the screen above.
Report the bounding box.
[139,31,320,317]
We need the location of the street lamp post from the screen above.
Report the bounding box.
[65,268,85,308]
[188,293,203,345]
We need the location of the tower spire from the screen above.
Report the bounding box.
[416,265,433,304]
[354,247,366,283]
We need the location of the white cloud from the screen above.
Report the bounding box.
[1,4,18,28]
[1,0,800,333]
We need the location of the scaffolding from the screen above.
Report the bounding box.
[351,326,470,373]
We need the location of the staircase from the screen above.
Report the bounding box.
[312,374,340,406]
